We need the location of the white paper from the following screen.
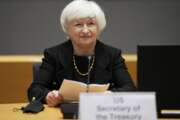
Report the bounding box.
[59,79,109,101]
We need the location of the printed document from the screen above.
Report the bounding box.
[59,79,109,101]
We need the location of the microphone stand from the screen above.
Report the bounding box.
[86,56,91,93]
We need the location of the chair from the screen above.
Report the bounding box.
[32,63,41,82]
[27,63,41,102]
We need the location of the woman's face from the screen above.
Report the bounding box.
[67,17,100,48]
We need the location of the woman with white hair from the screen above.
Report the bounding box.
[28,0,136,107]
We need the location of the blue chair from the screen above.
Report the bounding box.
[32,63,41,82]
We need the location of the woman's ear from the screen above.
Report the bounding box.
[66,36,70,40]
[97,31,101,40]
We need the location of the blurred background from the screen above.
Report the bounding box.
[0,0,179,54]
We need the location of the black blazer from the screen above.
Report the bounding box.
[28,40,136,102]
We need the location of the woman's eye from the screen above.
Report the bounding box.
[75,23,82,27]
[88,22,95,26]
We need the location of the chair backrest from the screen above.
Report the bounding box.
[138,45,180,118]
[32,63,41,82]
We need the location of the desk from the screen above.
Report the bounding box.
[0,103,63,120]
[0,103,179,120]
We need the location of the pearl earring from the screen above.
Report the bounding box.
[66,36,70,40]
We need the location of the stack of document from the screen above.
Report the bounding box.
[59,79,109,101]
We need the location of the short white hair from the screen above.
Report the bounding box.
[60,0,106,33]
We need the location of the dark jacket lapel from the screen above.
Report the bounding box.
[94,41,112,83]
[58,40,74,79]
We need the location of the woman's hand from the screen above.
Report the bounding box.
[45,90,63,107]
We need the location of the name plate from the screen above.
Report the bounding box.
[79,92,157,120]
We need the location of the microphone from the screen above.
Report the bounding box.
[86,56,92,92]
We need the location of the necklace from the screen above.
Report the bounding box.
[73,55,95,76]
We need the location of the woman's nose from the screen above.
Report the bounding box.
[81,24,90,34]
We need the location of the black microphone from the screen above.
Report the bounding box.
[86,56,91,92]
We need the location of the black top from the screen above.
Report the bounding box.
[28,40,136,102]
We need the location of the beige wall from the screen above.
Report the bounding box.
[0,54,137,103]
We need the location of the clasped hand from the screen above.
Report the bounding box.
[45,90,63,107]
